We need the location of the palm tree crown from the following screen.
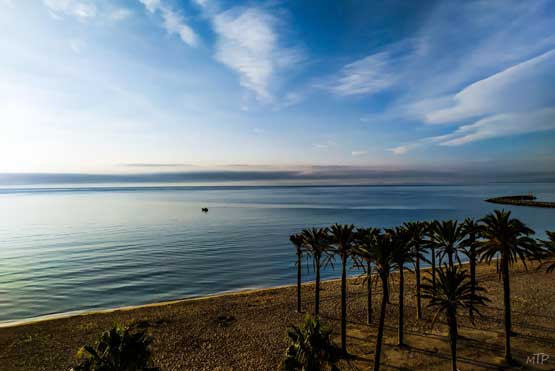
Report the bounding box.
[539,231,555,273]
[478,210,537,266]
[431,220,465,268]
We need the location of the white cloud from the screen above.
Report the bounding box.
[328,52,398,96]
[193,0,209,8]
[437,109,555,146]
[390,108,555,155]
[313,140,336,150]
[138,0,198,47]
[388,144,420,155]
[160,7,197,46]
[210,7,302,103]
[389,49,555,155]
[109,8,133,21]
[425,50,555,124]
[138,0,160,13]
[43,0,97,20]
[351,150,368,157]
[69,39,85,54]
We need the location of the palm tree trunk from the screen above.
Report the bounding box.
[469,249,476,318]
[315,254,321,317]
[501,256,512,363]
[398,266,404,346]
[431,246,436,290]
[296,251,302,313]
[415,250,422,320]
[374,275,388,371]
[447,304,458,371]
[367,261,372,325]
[447,249,454,268]
[341,253,347,355]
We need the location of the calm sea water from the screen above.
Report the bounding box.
[1,183,554,324]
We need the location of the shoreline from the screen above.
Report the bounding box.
[0,260,475,329]
[0,278,346,329]
[0,283,297,329]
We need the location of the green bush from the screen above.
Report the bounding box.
[70,324,160,371]
[283,315,340,371]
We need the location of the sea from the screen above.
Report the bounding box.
[1,183,554,324]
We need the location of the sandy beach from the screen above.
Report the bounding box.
[1,261,554,371]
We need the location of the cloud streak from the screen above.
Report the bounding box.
[425,50,555,124]
[199,3,303,103]
[326,52,398,96]
[43,0,97,20]
[390,49,555,154]
[138,0,198,47]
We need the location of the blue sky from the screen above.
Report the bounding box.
[1,0,554,181]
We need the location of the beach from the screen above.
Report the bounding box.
[1,261,554,371]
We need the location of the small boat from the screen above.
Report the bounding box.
[201,208,209,212]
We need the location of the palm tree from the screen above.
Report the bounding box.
[421,264,489,371]
[404,221,427,320]
[353,227,380,325]
[478,210,537,363]
[538,231,555,273]
[301,227,332,317]
[329,223,355,355]
[361,230,397,371]
[290,233,305,313]
[461,218,480,318]
[431,220,465,268]
[388,227,413,347]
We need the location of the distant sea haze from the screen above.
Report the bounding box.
[1,168,555,186]
[0,183,554,324]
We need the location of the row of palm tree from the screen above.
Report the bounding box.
[289,210,552,371]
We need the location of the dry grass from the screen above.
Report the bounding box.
[1,262,554,370]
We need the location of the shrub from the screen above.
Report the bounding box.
[283,315,340,371]
[70,324,160,371]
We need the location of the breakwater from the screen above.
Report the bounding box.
[485,195,555,208]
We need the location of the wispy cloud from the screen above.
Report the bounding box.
[391,49,555,154]
[122,163,194,168]
[198,2,303,103]
[313,140,336,150]
[69,39,85,54]
[326,52,398,96]
[138,0,198,47]
[139,0,159,13]
[424,50,555,124]
[43,0,97,20]
[109,8,133,21]
[351,150,368,157]
[390,108,555,154]
[436,109,555,146]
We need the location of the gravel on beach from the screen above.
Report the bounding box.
[1,262,554,370]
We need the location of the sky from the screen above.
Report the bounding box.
[0,0,554,184]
